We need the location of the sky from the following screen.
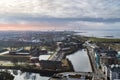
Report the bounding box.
[0,0,120,31]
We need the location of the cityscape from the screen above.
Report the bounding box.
[0,0,120,80]
[0,31,119,80]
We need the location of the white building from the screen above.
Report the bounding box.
[39,55,51,61]
[109,65,120,80]
[102,64,120,80]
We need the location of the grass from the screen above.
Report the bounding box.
[2,64,14,67]
[89,37,120,43]
[76,35,120,43]
[87,37,120,50]
[0,55,30,62]
[62,59,69,67]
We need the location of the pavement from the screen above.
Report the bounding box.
[86,42,107,80]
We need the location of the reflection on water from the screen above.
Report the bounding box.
[0,69,49,80]
[67,49,92,72]
[0,49,92,80]
[75,29,120,38]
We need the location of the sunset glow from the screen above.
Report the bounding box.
[0,23,68,31]
[0,24,53,31]
[0,0,119,31]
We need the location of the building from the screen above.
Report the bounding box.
[49,72,93,80]
[39,55,51,61]
[31,48,48,57]
[94,48,115,68]
[9,50,30,55]
[94,49,118,66]
[102,64,120,80]
[109,65,120,80]
[97,49,120,80]
[40,60,62,71]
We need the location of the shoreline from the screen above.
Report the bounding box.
[0,45,82,76]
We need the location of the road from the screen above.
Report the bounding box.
[85,42,107,80]
[48,47,64,61]
[49,41,108,80]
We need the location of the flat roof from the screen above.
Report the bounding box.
[39,55,51,61]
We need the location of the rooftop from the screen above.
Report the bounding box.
[39,55,51,61]
[110,64,120,72]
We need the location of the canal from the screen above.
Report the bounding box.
[0,49,92,80]
[0,69,49,80]
[67,49,92,72]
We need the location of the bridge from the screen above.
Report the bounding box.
[56,72,94,77]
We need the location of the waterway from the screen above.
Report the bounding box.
[0,49,92,80]
[67,49,92,72]
[0,69,49,80]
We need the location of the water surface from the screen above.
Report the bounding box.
[75,29,120,38]
[67,49,92,72]
[0,69,49,80]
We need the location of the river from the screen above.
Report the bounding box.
[67,49,92,72]
[0,69,49,80]
[0,49,92,80]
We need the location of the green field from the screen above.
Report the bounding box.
[87,37,120,43]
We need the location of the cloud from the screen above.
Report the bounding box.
[0,0,119,19]
[0,0,119,31]
[66,21,120,30]
[0,14,120,31]
[0,15,120,25]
